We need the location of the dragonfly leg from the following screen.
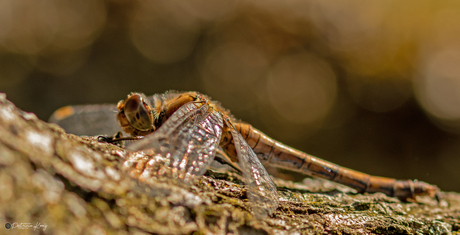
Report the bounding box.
[98,132,144,146]
[98,131,123,143]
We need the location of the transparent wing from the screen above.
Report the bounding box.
[226,119,279,219]
[49,104,120,136]
[127,102,223,181]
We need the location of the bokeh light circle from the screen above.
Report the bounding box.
[266,52,337,124]
[129,1,201,64]
[415,48,460,122]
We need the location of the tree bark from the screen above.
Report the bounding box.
[0,93,459,235]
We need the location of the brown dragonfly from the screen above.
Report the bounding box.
[49,91,439,218]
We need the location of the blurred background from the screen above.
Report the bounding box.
[1,0,459,192]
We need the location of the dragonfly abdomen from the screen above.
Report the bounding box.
[234,123,439,200]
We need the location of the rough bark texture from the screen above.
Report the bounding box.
[0,93,459,235]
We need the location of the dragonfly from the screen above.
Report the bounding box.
[49,91,440,218]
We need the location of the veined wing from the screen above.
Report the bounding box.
[127,101,223,181]
[49,104,120,136]
[225,119,279,219]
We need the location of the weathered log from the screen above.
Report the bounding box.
[0,93,459,234]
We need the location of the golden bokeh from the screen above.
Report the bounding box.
[266,52,337,125]
[1,0,459,192]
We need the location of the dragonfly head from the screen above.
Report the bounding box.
[117,93,155,134]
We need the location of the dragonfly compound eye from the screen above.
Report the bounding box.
[124,94,154,131]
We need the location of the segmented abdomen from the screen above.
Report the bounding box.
[227,123,438,200]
